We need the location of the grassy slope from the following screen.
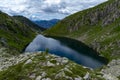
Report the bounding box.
[13,16,45,31]
[0,52,104,80]
[45,0,120,60]
[0,11,41,54]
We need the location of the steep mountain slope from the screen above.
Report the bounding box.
[45,0,120,59]
[34,19,60,29]
[0,1,120,79]
[0,11,42,53]
[13,16,45,31]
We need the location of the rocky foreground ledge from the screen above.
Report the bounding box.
[0,48,120,80]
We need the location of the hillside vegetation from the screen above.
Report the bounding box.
[0,51,108,80]
[0,11,42,54]
[0,1,120,79]
[13,16,45,31]
[45,0,120,60]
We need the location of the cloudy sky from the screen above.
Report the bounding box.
[0,0,107,20]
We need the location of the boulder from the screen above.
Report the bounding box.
[42,78,51,80]
[41,72,47,77]
[47,61,55,67]
[55,71,66,79]
[103,74,118,80]
[35,76,42,80]
[83,72,90,80]
[74,77,82,80]
[24,59,32,64]
[29,73,36,79]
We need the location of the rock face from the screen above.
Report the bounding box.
[45,0,120,59]
[103,74,119,80]
[78,0,120,27]
[46,0,120,33]
[101,59,120,80]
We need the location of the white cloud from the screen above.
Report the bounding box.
[44,0,61,5]
[0,0,107,20]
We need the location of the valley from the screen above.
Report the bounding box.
[0,0,120,80]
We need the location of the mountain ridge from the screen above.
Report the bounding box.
[45,0,120,60]
[13,16,45,31]
[0,1,120,79]
[0,11,42,53]
[34,19,60,29]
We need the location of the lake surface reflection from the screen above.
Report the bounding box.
[25,35,107,69]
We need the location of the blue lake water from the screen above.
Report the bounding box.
[25,35,107,69]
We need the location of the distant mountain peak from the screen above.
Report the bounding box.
[33,19,60,29]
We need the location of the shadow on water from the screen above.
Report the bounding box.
[46,36,108,63]
[25,35,108,69]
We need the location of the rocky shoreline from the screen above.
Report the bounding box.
[0,48,120,80]
[101,59,120,80]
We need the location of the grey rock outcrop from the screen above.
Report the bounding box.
[24,59,32,64]
[83,72,90,80]
[101,59,120,80]
[35,76,42,80]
